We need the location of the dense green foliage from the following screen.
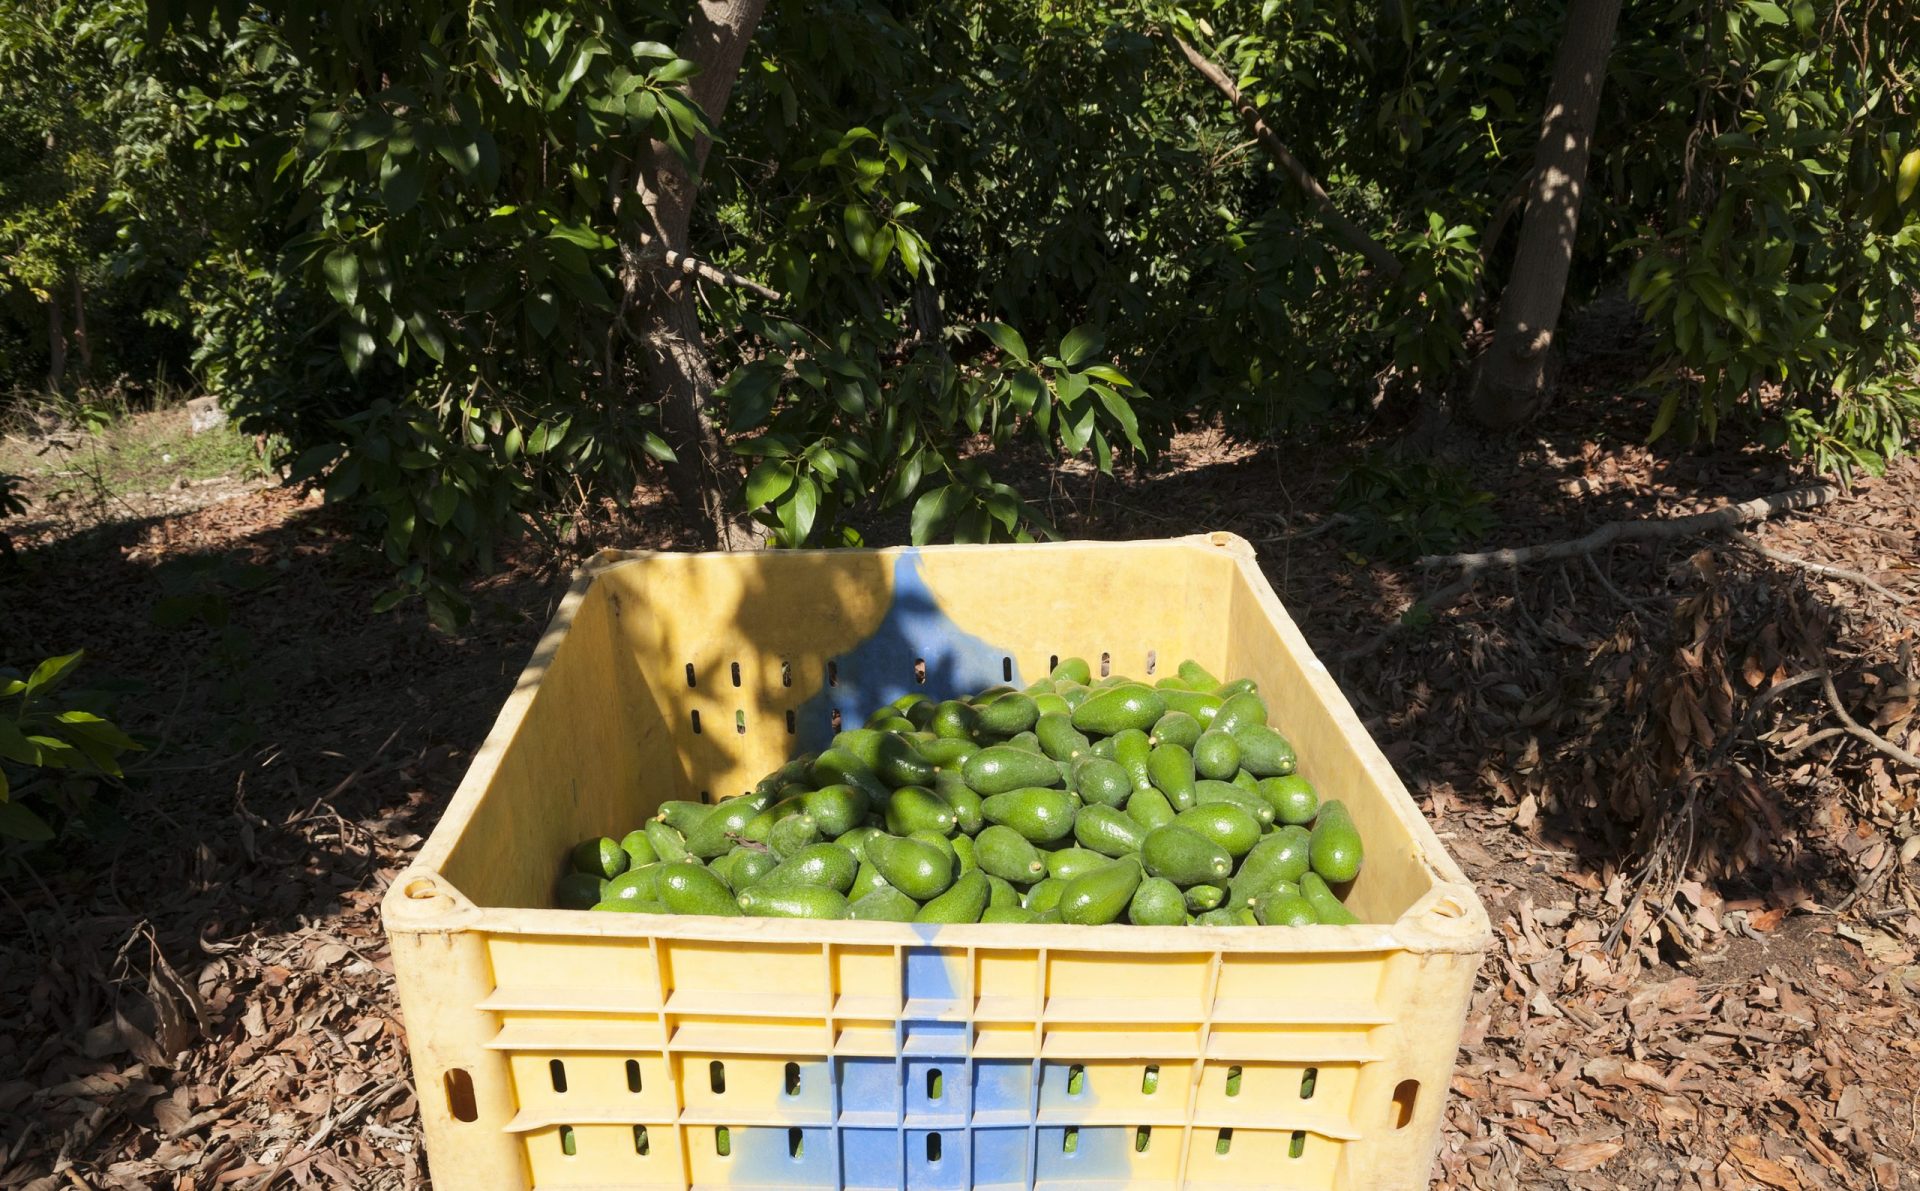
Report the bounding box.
[0,652,140,841]
[3,0,1916,618]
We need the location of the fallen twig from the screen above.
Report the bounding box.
[1346,484,1841,661]
[1731,530,1914,605]
[1816,668,1920,769]
[1418,484,1840,576]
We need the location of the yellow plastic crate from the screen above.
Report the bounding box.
[383,534,1489,1190]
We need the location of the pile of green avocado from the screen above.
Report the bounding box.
[557,658,1365,925]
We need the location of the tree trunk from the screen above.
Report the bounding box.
[1470,0,1623,429]
[628,0,768,549]
[46,289,67,392]
[71,277,92,376]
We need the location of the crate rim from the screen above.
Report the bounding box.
[382,532,1490,954]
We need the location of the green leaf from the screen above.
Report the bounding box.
[0,717,39,765]
[979,322,1028,364]
[1008,372,1044,413]
[1094,385,1144,453]
[1059,324,1105,368]
[289,444,341,482]
[371,588,410,613]
[25,653,83,697]
[1060,404,1097,454]
[641,432,677,463]
[1648,391,1681,443]
[653,57,700,83]
[788,476,820,543]
[0,800,54,841]
[379,153,424,214]
[54,711,139,753]
[322,248,359,307]
[744,460,794,509]
[428,484,460,526]
[842,205,877,263]
[880,450,925,507]
[910,483,968,544]
[721,369,780,432]
[1746,0,1789,24]
[525,289,559,338]
[341,320,377,375]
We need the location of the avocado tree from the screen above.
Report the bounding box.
[1471,0,1624,428]
[130,0,1151,622]
[12,0,1914,627]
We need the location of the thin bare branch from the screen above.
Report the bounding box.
[1818,668,1920,769]
[1731,530,1914,604]
[1164,33,1404,279]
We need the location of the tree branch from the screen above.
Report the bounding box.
[1164,33,1404,280]
[1730,530,1913,605]
[1344,485,1841,661]
[1416,485,1840,577]
[1817,668,1920,769]
[659,249,782,301]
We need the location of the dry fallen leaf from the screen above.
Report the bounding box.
[1553,1140,1624,1171]
[1727,1135,1805,1190]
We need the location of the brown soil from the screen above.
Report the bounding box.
[1,394,1916,1189]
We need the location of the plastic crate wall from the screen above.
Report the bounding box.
[383,534,1490,1189]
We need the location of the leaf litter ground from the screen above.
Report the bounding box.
[1,402,1916,1190]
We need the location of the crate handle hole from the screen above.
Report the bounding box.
[549,1058,568,1093]
[633,1124,650,1155]
[785,1061,801,1095]
[927,1068,943,1100]
[1066,1064,1085,1096]
[786,710,796,735]
[1141,1065,1159,1094]
[830,708,842,731]
[730,661,741,688]
[1048,653,1059,672]
[1214,1127,1233,1155]
[1099,651,1111,677]
[1224,1065,1242,1097]
[1135,1126,1151,1153]
[735,709,746,735]
[710,1060,726,1094]
[1392,1078,1419,1128]
[690,709,702,734]
[1145,649,1157,675]
[559,1124,576,1156]
[1061,1126,1078,1154]
[714,1126,730,1157]
[789,1127,803,1159]
[926,1132,942,1163]
[1429,894,1468,919]
[1002,656,1012,681]
[626,1059,643,1093]
[1289,1129,1306,1159]
[699,790,712,804]
[913,657,927,684]
[781,659,792,688]
[443,1068,477,1123]
[684,662,696,688]
[1299,1067,1317,1100]
[827,661,839,687]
